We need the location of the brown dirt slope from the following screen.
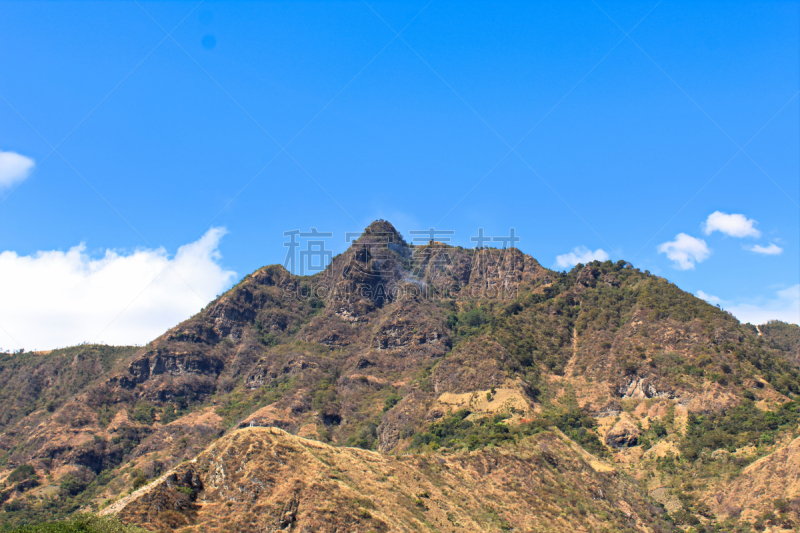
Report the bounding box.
[711,433,800,525]
[106,426,668,533]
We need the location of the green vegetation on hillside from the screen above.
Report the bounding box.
[409,407,608,457]
[681,399,800,458]
[0,345,136,430]
[760,320,800,365]
[0,515,148,533]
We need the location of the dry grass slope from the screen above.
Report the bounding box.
[108,427,668,533]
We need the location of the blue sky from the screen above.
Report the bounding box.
[0,0,798,349]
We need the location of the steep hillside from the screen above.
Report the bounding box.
[103,427,669,533]
[760,321,800,366]
[708,433,800,529]
[0,345,137,432]
[1,220,798,531]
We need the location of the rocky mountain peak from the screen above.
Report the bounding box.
[355,219,407,247]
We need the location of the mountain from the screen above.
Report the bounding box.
[759,321,800,366]
[1,220,798,532]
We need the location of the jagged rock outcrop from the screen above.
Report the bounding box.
[615,374,675,400]
[118,350,224,389]
[371,298,449,355]
[604,415,641,448]
[319,221,411,320]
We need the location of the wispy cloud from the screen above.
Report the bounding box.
[0,228,236,350]
[727,285,800,326]
[555,246,609,269]
[0,150,35,189]
[748,243,783,255]
[657,233,710,270]
[696,290,723,305]
[703,211,760,238]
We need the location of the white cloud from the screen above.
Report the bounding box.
[696,290,723,305]
[657,233,710,270]
[748,243,783,255]
[0,228,236,351]
[555,246,609,269]
[727,285,800,326]
[703,211,760,238]
[0,150,35,189]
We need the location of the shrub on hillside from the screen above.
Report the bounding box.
[0,514,149,533]
[7,465,36,484]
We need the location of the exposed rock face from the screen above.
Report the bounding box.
[605,416,641,448]
[301,315,359,346]
[372,298,449,355]
[594,401,622,418]
[616,374,675,399]
[106,427,667,533]
[208,298,256,341]
[119,351,224,389]
[465,248,547,297]
[319,221,411,321]
[244,353,316,389]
